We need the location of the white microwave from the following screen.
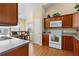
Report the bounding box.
[50,21,62,27]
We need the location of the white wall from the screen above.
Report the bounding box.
[18,3,45,45]
[32,4,44,45]
[46,3,76,17]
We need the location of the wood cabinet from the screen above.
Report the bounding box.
[74,39,79,56]
[62,14,73,28]
[44,17,62,29]
[44,18,50,29]
[44,14,73,29]
[42,34,49,46]
[0,3,18,25]
[62,36,73,51]
[2,44,29,56]
[73,12,79,27]
[50,16,62,21]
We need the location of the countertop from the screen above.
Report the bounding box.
[43,30,79,41]
[63,31,79,40]
[0,37,29,55]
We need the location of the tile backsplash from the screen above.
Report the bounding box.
[44,28,78,33]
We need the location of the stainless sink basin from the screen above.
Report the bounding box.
[0,36,12,41]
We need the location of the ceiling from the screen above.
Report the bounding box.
[43,3,57,9]
[18,3,57,20]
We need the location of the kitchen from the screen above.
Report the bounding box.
[0,3,79,56]
[0,3,29,56]
[42,3,79,56]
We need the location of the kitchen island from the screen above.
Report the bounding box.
[0,37,29,56]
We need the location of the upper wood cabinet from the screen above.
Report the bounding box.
[44,17,62,29]
[0,3,18,25]
[62,14,73,28]
[44,14,73,29]
[73,12,79,28]
[50,16,62,21]
[44,18,50,29]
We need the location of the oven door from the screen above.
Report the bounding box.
[49,30,62,44]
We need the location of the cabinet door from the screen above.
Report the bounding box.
[74,39,79,56]
[44,18,50,29]
[0,3,18,25]
[42,34,49,46]
[3,44,29,56]
[62,14,73,28]
[73,12,79,27]
[44,18,46,28]
[62,36,73,51]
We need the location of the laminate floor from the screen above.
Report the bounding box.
[29,43,73,56]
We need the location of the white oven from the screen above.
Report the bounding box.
[50,21,62,27]
[49,30,62,49]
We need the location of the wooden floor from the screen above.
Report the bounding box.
[29,43,74,56]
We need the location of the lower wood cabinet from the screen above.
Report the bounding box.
[42,34,49,46]
[62,36,73,51]
[2,44,29,56]
[74,39,79,56]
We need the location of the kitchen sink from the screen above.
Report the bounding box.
[0,36,12,41]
